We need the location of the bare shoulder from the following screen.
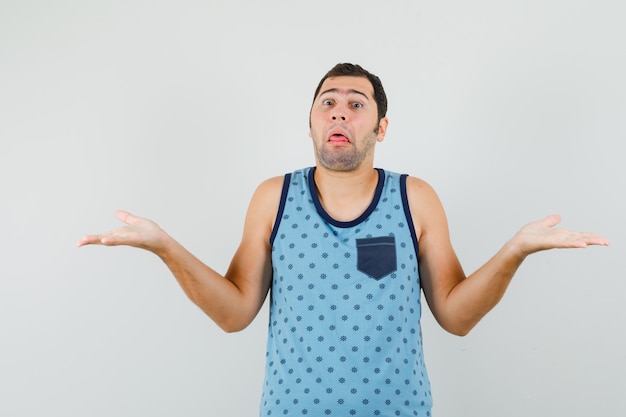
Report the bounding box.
[251,176,285,206]
[404,176,441,206]
[403,176,447,239]
[244,175,286,232]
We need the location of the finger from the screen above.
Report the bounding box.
[542,214,562,228]
[579,233,610,247]
[99,235,125,246]
[78,229,134,247]
[557,231,609,249]
[76,235,90,247]
[115,210,139,225]
[76,234,105,247]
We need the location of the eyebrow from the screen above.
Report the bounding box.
[318,88,371,101]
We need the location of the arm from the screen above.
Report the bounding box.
[77,177,284,333]
[406,177,609,336]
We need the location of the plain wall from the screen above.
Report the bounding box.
[1,0,624,416]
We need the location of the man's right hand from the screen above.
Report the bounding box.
[77,210,170,255]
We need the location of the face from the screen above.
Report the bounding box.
[309,76,388,172]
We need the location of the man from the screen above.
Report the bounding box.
[77,63,609,416]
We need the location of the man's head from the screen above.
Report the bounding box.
[308,63,389,172]
[311,63,388,127]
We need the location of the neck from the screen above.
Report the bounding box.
[312,164,379,222]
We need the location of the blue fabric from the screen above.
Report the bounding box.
[262,167,432,416]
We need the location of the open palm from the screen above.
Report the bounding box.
[77,210,168,253]
[514,214,609,256]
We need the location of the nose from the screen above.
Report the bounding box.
[331,114,346,121]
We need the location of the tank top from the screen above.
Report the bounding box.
[261,167,433,416]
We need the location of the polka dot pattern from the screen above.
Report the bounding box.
[262,168,432,416]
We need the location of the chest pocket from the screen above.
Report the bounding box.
[356,236,397,280]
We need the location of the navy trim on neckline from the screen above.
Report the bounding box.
[307,167,385,228]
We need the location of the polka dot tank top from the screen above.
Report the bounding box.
[262,167,433,416]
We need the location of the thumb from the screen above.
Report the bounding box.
[542,214,562,228]
[115,210,137,225]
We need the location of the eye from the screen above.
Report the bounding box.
[322,99,334,105]
[351,102,363,108]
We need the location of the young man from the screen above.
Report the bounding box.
[77,63,609,416]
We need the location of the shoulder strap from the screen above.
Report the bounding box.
[400,174,420,258]
[269,173,292,246]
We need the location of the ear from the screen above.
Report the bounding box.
[376,117,389,142]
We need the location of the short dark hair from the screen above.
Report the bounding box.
[311,63,388,123]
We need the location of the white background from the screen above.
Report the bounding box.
[1,1,624,416]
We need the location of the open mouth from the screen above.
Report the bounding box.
[329,133,349,143]
[327,128,351,143]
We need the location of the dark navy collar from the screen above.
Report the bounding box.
[307,167,385,228]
